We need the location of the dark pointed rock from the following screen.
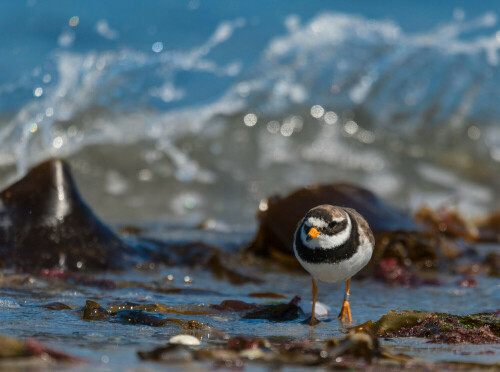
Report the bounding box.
[0,159,133,271]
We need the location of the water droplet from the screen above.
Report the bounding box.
[33,87,43,97]
[69,16,79,27]
[467,126,480,140]
[152,41,163,53]
[138,169,153,182]
[259,199,268,212]
[310,105,324,119]
[324,111,338,125]
[344,120,358,135]
[52,136,63,149]
[244,113,258,127]
[267,121,280,134]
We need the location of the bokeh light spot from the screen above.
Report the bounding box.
[52,136,63,149]
[69,16,79,27]
[33,87,43,97]
[310,105,324,119]
[152,42,164,53]
[243,113,258,127]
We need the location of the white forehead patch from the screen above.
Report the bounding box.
[302,212,351,249]
[305,217,328,228]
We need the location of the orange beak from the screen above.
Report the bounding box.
[306,227,321,242]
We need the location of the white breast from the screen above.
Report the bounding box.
[294,232,374,283]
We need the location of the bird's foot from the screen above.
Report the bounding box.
[303,315,321,326]
[338,300,352,323]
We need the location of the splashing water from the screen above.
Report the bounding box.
[1,8,500,225]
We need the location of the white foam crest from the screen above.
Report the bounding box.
[0,19,245,177]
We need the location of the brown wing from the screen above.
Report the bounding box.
[343,207,375,247]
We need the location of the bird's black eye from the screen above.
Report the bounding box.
[329,221,337,228]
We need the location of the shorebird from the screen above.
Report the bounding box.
[293,205,374,324]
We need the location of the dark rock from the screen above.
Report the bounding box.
[116,310,183,327]
[242,303,300,322]
[248,183,419,260]
[42,302,72,310]
[327,331,382,364]
[248,292,287,299]
[211,300,261,312]
[0,159,133,271]
[137,344,194,363]
[82,300,110,321]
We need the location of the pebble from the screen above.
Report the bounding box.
[308,301,329,318]
[169,334,201,346]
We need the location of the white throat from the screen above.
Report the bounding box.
[301,212,352,249]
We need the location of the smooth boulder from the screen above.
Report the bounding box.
[0,159,133,270]
[248,183,419,259]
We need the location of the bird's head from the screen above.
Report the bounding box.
[299,204,352,249]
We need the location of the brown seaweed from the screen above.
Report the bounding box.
[415,205,479,241]
[82,300,110,321]
[354,310,500,344]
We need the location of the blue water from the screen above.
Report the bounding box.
[1,1,500,226]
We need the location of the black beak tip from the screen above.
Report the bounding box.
[306,234,313,242]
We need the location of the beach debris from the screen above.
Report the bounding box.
[353,310,500,344]
[415,205,479,241]
[0,334,82,362]
[169,335,201,346]
[138,330,407,367]
[476,211,500,242]
[82,300,110,321]
[457,276,478,287]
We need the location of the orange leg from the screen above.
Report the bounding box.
[338,278,352,323]
[310,278,319,326]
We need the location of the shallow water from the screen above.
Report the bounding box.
[1,229,499,370]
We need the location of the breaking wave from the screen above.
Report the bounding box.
[1,11,500,225]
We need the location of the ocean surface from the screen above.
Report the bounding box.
[1,1,500,226]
